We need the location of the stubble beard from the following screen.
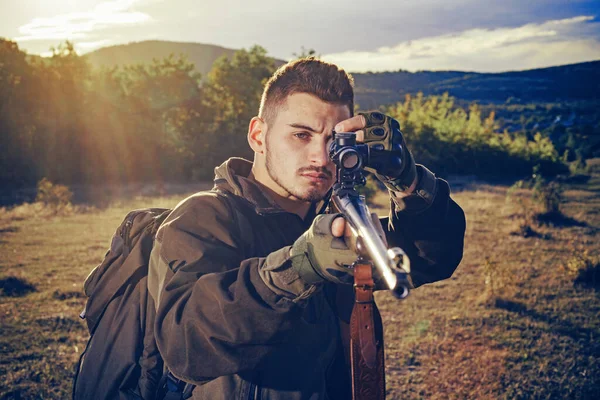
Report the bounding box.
[265,143,327,203]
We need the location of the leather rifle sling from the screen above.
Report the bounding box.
[350,264,386,400]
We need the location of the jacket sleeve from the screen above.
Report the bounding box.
[381,176,466,288]
[150,192,305,385]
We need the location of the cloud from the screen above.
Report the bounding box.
[15,0,153,43]
[322,15,600,72]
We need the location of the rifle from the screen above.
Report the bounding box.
[328,131,411,297]
[328,132,411,400]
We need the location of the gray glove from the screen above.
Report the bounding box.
[260,213,388,301]
[358,111,417,192]
[290,213,358,285]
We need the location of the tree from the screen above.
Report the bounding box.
[0,39,39,186]
[187,45,276,178]
[292,46,320,59]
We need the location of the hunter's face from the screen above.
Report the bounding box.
[265,93,351,202]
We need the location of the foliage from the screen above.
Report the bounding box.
[568,155,588,174]
[195,45,276,178]
[356,174,382,202]
[531,168,563,214]
[0,38,580,197]
[505,165,567,237]
[0,39,275,192]
[292,46,320,59]
[564,250,600,289]
[387,93,567,178]
[0,39,40,187]
[35,178,73,207]
[478,100,600,161]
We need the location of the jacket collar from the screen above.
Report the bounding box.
[212,157,330,218]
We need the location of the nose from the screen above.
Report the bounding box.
[309,140,330,167]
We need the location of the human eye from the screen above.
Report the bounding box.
[294,132,311,140]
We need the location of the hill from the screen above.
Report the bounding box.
[35,40,600,161]
[85,40,599,106]
[350,61,600,159]
[84,40,285,77]
[352,60,600,109]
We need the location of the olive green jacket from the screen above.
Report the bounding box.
[148,157,465,399]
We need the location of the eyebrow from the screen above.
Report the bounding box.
[288,123,320,133]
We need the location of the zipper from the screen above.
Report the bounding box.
[122,210,149,250]
[122,214,136,249]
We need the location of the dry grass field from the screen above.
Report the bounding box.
[1,167,599,399]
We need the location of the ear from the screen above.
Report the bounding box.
[248,116,266,154]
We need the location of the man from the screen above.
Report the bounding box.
[148,58,465,399]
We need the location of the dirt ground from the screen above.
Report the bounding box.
[1,167,598,399]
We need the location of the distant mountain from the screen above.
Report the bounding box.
[352,60,600,109]
[85,40,599,108]
[84,40,285,77]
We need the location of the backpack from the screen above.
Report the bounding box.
[73,207,189,400]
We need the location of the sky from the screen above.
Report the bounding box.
[1,0,599,73]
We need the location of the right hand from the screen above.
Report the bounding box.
[335,111,417,191]
[289,214,359,285]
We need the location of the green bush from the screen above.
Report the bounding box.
[386,93,568,178]
[532,178,563,214]
[504,164,565,235]
[35,178,73,207]
[564,251,600,289]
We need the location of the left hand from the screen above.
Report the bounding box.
[334,112,418,192]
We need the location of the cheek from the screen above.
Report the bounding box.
[268,139,300,169]
[280,141,307,162]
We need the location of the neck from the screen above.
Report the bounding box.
[248,169,312,219]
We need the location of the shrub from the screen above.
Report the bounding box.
[531,167,563,214]
[506,165,567,232]
[568,155,587,175]
[386,93,567,178]
[35,178,73,208]
[564,251,600,289]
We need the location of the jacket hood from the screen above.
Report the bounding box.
[212,157,330,217]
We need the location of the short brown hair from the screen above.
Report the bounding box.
[259,57,354,124]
